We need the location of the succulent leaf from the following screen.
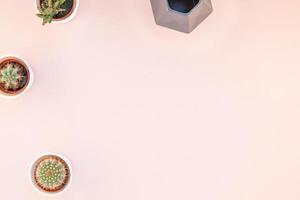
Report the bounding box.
[37,0,66,25]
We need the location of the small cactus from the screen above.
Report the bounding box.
[37,0,66,25]
[34,156,70,192]
[0,62,26,91]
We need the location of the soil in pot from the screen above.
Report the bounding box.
[168,0,200,13]
[33,155,71,193]
[39,0,75,20]
[0,58,30,96]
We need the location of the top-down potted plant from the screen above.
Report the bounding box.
[30,153,72,195]
[36,0,79,25]
[0,56,33,98]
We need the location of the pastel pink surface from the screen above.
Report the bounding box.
[0,0,300,200]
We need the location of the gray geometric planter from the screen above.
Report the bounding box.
[150,0,213,33]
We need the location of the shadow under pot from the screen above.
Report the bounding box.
[36,0,78,25]
[30,154,72,195]
[0,56,33,98]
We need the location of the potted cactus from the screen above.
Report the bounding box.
[0,56,33,98]
[36,0,79,25]
[30,153,72,195]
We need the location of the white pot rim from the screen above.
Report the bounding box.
[29,153,73,196]
[35,0,79,24]
[0,55,34,99]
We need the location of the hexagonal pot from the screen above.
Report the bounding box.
[150,0,213,33]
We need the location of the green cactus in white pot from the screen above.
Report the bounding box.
[0,63,26,91]
[37,0,66,25]
[31,154,71,194]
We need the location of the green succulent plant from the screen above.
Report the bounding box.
[38,160,66,187]
[0,63,25,91]
[37,0,66,25]
[35,156,69,191]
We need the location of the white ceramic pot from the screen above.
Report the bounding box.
[29,153,73,196]
[35,0,79,24]
[0,55,34,99]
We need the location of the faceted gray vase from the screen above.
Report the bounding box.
[150,0,213,33]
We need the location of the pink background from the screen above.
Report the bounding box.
[0,0,300,199]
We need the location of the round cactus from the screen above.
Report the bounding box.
[34,155,70,192]
[0,62,27,91]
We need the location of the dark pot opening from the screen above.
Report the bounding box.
[167,0,200,13]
